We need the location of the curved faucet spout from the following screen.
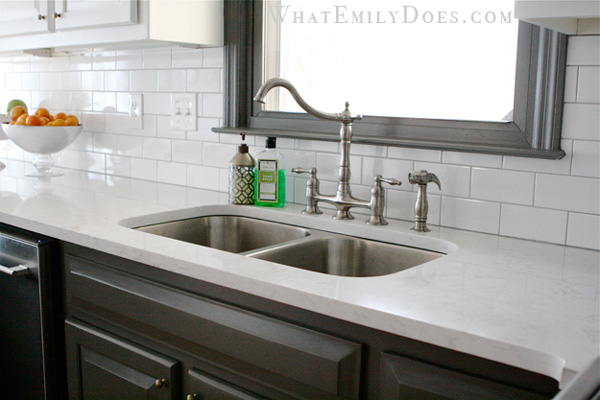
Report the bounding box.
[253,78,362,124]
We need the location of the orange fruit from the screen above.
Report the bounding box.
[10,105,27,122]
[16,114,28,124]
[49,119,67,126]
[65,117,78,126]
[35,108,50,118]
[54,112,67,120]
[25,115,42,126]
[39,117,49,125]
[47,115,55,121]
[67,114,79,124]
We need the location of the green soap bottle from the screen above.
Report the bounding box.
[255,137,285,207]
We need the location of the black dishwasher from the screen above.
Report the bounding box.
[0,224,65,399]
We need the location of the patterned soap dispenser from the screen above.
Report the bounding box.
[229,133,255,205]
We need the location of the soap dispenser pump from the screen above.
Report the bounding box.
[229,133,255,205]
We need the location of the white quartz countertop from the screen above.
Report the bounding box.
[0,163,598,387]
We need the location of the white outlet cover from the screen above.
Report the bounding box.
[171,93,197,131]
[128,93,143,130]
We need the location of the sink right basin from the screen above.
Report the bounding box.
[247,236,443,277]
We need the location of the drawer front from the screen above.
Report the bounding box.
[187,369,267,400]
[380,352,548,400]
[65,255,361,399]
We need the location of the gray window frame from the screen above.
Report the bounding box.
[215,1,568,159]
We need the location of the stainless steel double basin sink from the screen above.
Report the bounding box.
[131,214,445,277]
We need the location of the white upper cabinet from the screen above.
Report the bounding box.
[0,0,52,38]
[0,0,223,53]
[54,0,137,31]
[515,0,600,34]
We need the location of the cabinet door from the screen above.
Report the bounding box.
[65,320,179,400]
[187,369,267,400]
[54,0,137,31]
[380,353,548,400]
[0,0,51,38]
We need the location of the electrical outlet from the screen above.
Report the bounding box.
[171,93,197,131]
[129,93,143,130]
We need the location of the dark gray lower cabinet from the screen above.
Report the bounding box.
[65,320,179,399]
[62,243,559,400]
[380,353,548,400]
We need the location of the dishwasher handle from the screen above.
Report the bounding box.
[0,264,30,276]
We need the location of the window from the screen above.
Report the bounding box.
[216,1,567,159]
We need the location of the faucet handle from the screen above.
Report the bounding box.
[292,167,322,215]
[408,170,441,190]
[375,175,402,187]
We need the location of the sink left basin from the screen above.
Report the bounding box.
[133,215,311,254]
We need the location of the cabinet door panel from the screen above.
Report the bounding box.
[66,319,179,400]
[66,255,361,399]
[188,369,267,400]
[0,0,51,37]
[54,0,137,31]
[380,353,548,400]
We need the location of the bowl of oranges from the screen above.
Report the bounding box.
[1,106,83,177]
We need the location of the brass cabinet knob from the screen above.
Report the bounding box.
[53,12,61,18]
[186,394,198,400]
[154,378,167,389]
[37,14,46,20]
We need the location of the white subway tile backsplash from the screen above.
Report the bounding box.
[387,190,441,225]
[361,157,413,189]
[142,92,171,115]
[500,204,568,245]
[577,66,600,104]
[203,93,223,118]
[187,164,220,190]
[567,213,600,250]
[203,47,224,68]
[442,151,502,168]
[116,135,143,157]
[0,37,597,249]
[471,168,535,205]
[414,162,470,197]
[503,140,573,175]
[116,51,143,70]
[441,197,500,234]
[104,71,129,92]
[564,66,578,103]
[187,68,221,93]
[143,49,172,69]
[157,69,186,92]
[535,174,600,214]
[172,48,203,68]
[317,153,361,185]
[571,140,600,178]
[562,104,600,141]
[157,161,186,185]
[130,70,157,92]
[388,147,442,162]
[92,92,117,112]
[567,36,600,66]
[131,158,157,181]
[82,71,104,91]
[202,142,237,168]
[143,138,172,161]
[172,140,203,165]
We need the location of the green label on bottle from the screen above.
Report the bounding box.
[257,159,278,202]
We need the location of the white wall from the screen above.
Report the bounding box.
[0,36,598,250]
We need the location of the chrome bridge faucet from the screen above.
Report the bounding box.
[254,78,401,225]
